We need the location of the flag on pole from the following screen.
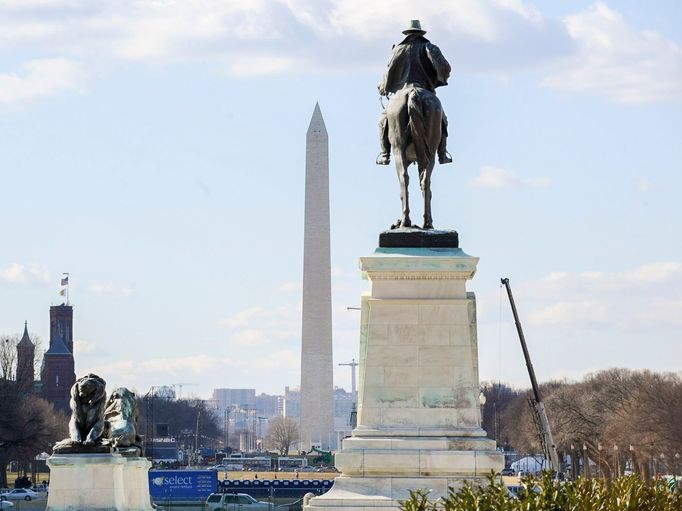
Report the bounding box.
[61,276,69,286]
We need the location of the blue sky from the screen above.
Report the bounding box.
[1,0,681,398]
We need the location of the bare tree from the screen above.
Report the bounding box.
[0,333,66,487]
[480,381,520,444]
[499,368,682,480]
[0,336,17,381]
[136,394,222,451]
[266,417,299,456]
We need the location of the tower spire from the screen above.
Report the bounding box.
[19,321,32,345]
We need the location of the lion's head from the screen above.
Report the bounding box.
[105,386,138,421]
[71,373,106,407]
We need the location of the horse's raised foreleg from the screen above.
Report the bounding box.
[420,164,434,229]
[394,151,411,228]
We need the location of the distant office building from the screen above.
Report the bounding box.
[334,387,354,423]
[212,388,256,414]
[283,386,301,419]
[255,393,283,418]
[40,304,76,413]
[333,387,355,446]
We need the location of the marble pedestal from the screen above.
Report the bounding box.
[46,453,127,511]
[122,457,155,511]
[305,247,503,511]
[46,453,153,511]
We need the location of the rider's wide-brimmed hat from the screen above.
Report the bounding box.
[402,19,426,35]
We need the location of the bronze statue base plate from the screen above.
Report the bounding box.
[116,446,142,457]
[52,440,112,455]
[379,228,458,248]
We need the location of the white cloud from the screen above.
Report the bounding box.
[638,178,654,192]
[278,281,302,293]
[0,1,570,82]
[470,166,550,188]
[89,283,135,296]
[219,303,301,347]
[516,261,682,329]
[88,350,300,395]
[0,58,86,108]
[529,300,609,326]
[544,3,682,104]
[0,263,51,285]
[0,1,678,105]
[73,339,96,355]
[626,261,682,284]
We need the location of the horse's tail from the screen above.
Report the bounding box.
[407,87,432,170]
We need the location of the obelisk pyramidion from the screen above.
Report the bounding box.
[299,103,334,451]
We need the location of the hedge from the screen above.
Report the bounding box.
[400,472,682,511]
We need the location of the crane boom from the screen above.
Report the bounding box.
[501,278,560,475]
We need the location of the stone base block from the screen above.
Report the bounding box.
[122,457,154,511]
[335,434,502,478]
[318,432,503,511]
[46,453,127,511]
[306,473,496,511]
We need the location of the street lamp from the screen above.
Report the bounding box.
[478,392,486,425]
[583,444,590,479]
[224,408,230,453]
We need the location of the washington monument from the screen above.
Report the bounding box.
[299,103,334,451]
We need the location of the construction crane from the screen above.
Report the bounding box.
[338,359,358,400]
[500,278,560,475]
[171,383,198,400]
[339,359,359,427]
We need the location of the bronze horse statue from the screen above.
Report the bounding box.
[385,85,444,230]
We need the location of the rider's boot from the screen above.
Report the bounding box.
[376,112,391,165]
[438,116,452,164]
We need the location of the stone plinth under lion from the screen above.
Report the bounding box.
[46,375,153,511]
[304,242,503,511]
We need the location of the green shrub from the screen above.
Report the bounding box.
[399,473,682,511]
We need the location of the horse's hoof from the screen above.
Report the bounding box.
[423,222,433,230]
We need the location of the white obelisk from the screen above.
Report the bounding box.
[299,103,334,451]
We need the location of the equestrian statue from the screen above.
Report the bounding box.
[377,20,452,230]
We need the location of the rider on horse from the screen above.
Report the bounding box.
[376,20,452,166]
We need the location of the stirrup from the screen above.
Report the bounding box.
[438,152,452,164]
[376,154,390,165]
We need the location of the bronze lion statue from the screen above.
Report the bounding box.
[54,373,108,453]
[103,386,141,450]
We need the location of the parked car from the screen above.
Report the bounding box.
[0,501,13,509]
[501,468,516,476]
[1,489,39,501]
[205,493,271,511]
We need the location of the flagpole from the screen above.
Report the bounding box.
[62,272,70,305]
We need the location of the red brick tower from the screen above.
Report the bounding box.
[41,304,76,413]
